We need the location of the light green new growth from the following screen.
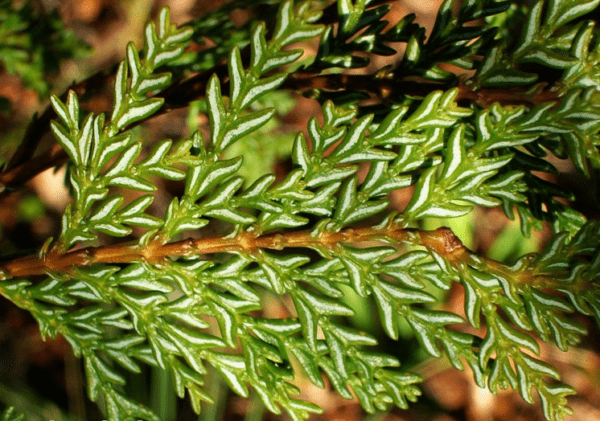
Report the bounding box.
[1,0,600,420]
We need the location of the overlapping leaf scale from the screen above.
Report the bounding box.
[49,8,194,249]
[362,90,473,209]
[312,0,508,85]
[519,285,586,351]
[31,260,243,421]
[471,91,600,234]
[394,0,510,82]
[524,221,600,328]
[250,169,327,233]
[381,240,580,417]
[535,88,600,176]
[314,0,397,70]
[74,265,218,411]
[475,0,600,87]
[251,255,424,414]
[205,1,321,157]
[390,248,576,421]
[237,92,467,233]
[206,349,322,421]
[62,133,196,244]
[83,345,155,420]
[77,263,221,416]
[0,266,165,421]
[400,115,527,223]
[399,87,599,229]
[0,234,477,420]
[162,245,428,415]
[365,247,486,382]
[298,89,470,183]
[21,2,600,421]
[64,223,386,417]
[229,238,487,409]
[559,20,600,90]
[161,1,323,238]
[114,264,257,416]
[85,136,195,234]
[119,248,453,420]
[477,307,577,421]
[248,316,422,412]
[441,222,600,420]
[289,90,472,231]
[98,385,161,421]
[136,257,324,421]
[109,8,192,134]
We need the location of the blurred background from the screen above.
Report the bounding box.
[0,0,599,420]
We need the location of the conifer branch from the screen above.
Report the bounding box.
[2,1,600,420]
[0,64,565,195]
[0,226,467,278]
[0,66,561,197]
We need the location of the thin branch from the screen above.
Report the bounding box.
[455,80,561,108]
[284,72,451,100]
[0,143,67,192]
[0,226,469,278]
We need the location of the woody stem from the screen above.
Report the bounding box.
[0,226,470,278]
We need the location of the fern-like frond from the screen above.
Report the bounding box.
[1,1,600,421]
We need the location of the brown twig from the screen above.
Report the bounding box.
[0,143,67,191]
[456,80,561,108]
[0,226,469,278]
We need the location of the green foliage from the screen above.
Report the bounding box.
[0,0,88,106]
[0,407,23,421]
[1,0,600,420]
